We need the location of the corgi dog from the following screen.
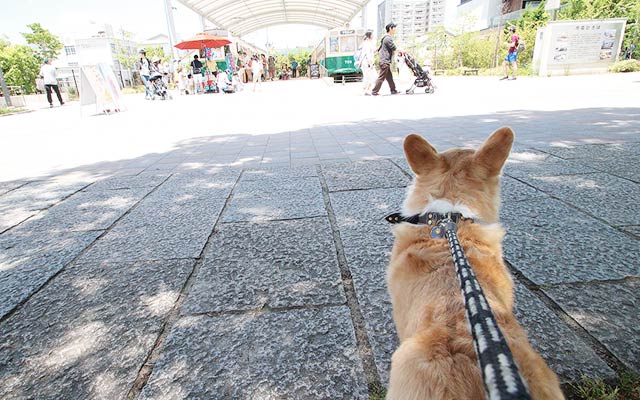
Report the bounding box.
[386,127,564,400]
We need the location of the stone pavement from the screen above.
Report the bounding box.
[0,74,639,399]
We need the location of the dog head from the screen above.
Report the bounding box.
[402,127,514,223]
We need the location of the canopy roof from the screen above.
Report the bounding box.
[176,0,369,37]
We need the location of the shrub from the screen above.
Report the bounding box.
[609,59,640,73]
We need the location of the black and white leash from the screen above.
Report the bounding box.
[386,211,531,400]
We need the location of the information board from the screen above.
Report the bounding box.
[532,18,627,76]
[80,64,125,114]
[310,64,320,79]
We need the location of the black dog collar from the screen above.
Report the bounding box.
[385,211,473,226]
[385,211,474,239]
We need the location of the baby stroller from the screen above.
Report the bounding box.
[148,72,172,100]
[402,52,435,94]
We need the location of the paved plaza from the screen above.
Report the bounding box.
[1,73,639,398]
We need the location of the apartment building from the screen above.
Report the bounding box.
[377,0,447,42]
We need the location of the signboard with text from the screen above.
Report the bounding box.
[533,18,627,76]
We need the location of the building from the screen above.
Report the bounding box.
[57,24,138,87]
[377,0,447,43]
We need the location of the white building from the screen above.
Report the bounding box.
[377,0,449,42]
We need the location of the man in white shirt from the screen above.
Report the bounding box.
[39,57,64,107]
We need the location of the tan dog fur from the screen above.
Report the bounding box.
[386,127,564,400]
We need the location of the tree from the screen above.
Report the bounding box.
[507,3,550,65]
[0,43,40,93]
[21,23,62,60]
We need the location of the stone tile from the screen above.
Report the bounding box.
[343,245,397,385]
[620,225,640,238]
[85,173,169,191]
[516,173,640,226]
[504,150,597,179]
[0,177,93,232]
[538,142,640,160]
[502,197,639,285]
[321,159,409,192]
[574,156,640,183]
[512,283,614,382]
[182,218,345,313]
[0,259,193,399]
[139,307,368,400]
[223,177,325,222]
[15,188,150,232]
[78,178,231,262]
[241,165,317,181]
[544,281,640,372]
[389,157,413,177]
[0,180,29,196]
[329,188,405,251]
[0,230,102,320]
[501,175,548,204]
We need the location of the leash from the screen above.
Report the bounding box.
[386,211,531,400]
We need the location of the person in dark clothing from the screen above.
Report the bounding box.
[371,22,399,96]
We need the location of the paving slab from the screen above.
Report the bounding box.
[79,171,237,262]
[573,156,640,183]
[512,283,615,382]
[329,187,405,383]
[515,173,640,226]
[139,307,369,400]
[501,175,548,203]
[182,217,345,314]
[14,187,150,233]
[85,173,170,191]
[538,142,640,160]
[0,180,29,196]
[321,159,409,192]
[329,187,405,252]
[223,177,326,222]
[501,197,639,285]
[0,176,93,232]
[0,230,102,320]
[544,281,640,373]
[0,259,193,399]
[504,150,598,179]
[241,165,318,181]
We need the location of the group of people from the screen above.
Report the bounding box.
[356,22,522,95]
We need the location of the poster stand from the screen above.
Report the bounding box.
[79,64,126,115]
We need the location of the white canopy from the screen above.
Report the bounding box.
[176,0,369,37]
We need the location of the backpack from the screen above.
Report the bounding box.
[516,38,525,52]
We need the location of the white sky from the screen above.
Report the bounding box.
[0,0,383,50]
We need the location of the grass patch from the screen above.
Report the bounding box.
[0,107,27,115]
[568,372,640,400]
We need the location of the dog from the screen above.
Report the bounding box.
[386,127,564,399]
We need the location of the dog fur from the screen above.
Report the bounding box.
[386,127,564,400]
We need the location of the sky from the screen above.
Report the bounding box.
[0,0,383,50]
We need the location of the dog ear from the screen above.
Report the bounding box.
[475,126,514,176]
[404,133,438,175]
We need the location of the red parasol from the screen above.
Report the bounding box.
[174,33,231,50]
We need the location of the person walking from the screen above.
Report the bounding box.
[137,49,152,99]
[500,26,519,81]
[358,30,376,96]
[39,57,64,107]
[251,55,263,91]
[268,55,276,81]
[371,22,399,96]
[291,60,298,78]
[191,55,204,94]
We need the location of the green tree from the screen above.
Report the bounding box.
[21,23,62,60]
[0,43,40,93]
[507,3,550,66]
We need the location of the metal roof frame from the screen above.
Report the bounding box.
[176,0,369,37]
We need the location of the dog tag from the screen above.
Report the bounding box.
[430,226,444,239]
